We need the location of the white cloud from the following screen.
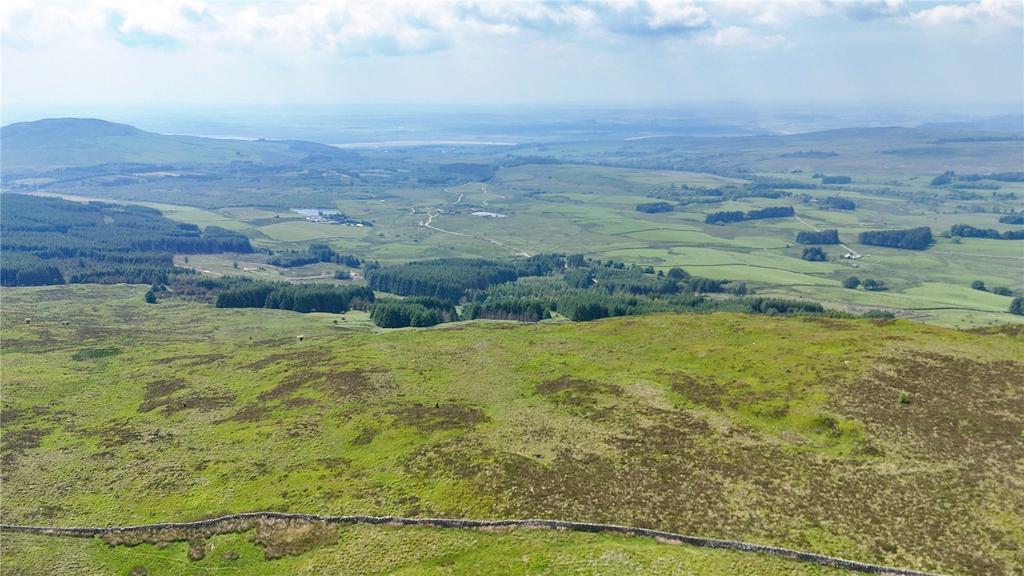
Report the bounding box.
[910,0,1022,27]
[840,0,907,22]
[703,25,786,48]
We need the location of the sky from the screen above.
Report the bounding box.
[2,0,1023,113]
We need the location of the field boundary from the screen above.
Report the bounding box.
[1,512,941,575]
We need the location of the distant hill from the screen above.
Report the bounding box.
[918,114,1024,133]
[0,118,349,172]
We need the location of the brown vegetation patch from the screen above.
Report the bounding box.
[404,402,1016,575]
[839,352,1024,464]
[799,317,856,330]
[142,378,186,402]
[251,518,339,560]
[282,397,317,410]
[315,369,378,398]
[139,391,235,416]
[669,373,723,409]
[95,419,144,448]
[535,377,623,419]
[220,403,270,423]
[258,368,382,403]
[390,403,488,432]
[351,426,378,445]
[153,354,227,367]
[1,426,51,462]
[0,404,46,425]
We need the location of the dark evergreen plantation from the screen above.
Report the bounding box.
[705,206,794,225]
[0,194,252,286]
[949,224,1024,240]
[796,229,840,244]
[858,227,934,250]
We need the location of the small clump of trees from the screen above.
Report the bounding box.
[821,197,856,210]
[705,206,794,225]
[858,227,933,250]
[1011,297,1024,316]
[801,247,827,262]
[268,244,362,268]
[796,229,840,244]
[635,201,674,213]
[948,224,1024,241]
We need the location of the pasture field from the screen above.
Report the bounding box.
[18,129,1024,329]
[2,284,1022,575]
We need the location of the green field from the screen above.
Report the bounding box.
[2,284,1022,575]
[89,162,1024,328]
[12,121,1024,329]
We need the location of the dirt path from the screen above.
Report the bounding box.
[0,512,938,576]
[417,186,530,257]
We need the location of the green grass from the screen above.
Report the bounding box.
[2,525,852,576]
[2,284,1022,575]
[21,154,1023,328]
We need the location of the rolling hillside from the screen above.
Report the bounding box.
[0,118,339,172]
[2,284,1021,575]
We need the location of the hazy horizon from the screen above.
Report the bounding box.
[3,1,1022,113]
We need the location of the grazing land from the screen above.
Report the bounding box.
[2,284,1022,574]
[6,119,1020,327]
[2,116,1023,575]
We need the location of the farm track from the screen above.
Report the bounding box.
[417,185,531,257]
[1,512,941,576]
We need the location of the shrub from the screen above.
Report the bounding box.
[801,247,827,262]
[842,277,861,289]
[1011,297,1024,316]
[970,280,987,291]
[862,278,885,291]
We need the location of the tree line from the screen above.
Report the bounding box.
[858,227,933,250]
[214,281,374,313]
[267,244,362,268]
[948,224,1024,241]
[0,194,251,287]
[796,229,840,244]
[705,206,794,225]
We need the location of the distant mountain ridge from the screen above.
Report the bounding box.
[2,117,144,139]
[0,117,347,173]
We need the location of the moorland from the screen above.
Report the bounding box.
[1,112,1023,575]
